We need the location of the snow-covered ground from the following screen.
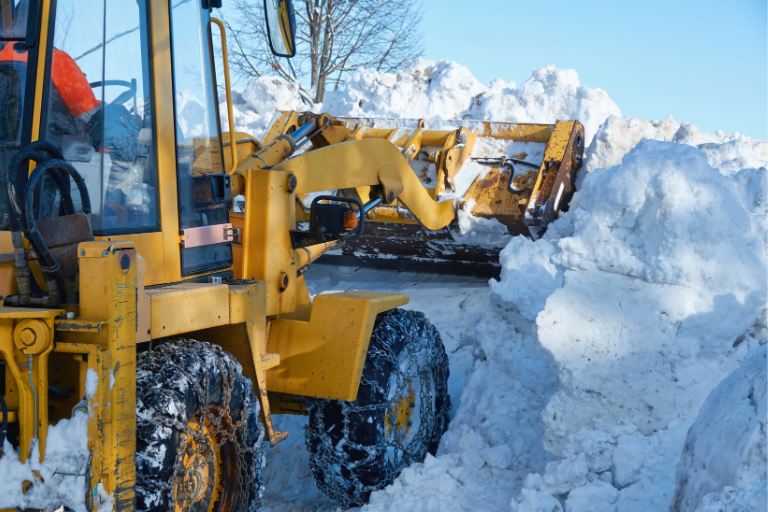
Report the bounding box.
[0,59,764,512]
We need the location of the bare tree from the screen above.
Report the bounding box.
[221,0,423,104]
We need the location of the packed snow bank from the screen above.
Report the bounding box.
[494,134,766,511]
[692,481,768,512]
[493,139,767,452]
[669,346,767,512]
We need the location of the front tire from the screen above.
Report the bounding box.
[305,309,451,507]
[135,339,265,512]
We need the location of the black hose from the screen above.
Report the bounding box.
[6,142,73,231]
[5,142,89,306]
[23,159,91,297]
[25,159,91,217]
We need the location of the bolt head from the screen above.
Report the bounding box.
[285,174,297,193]
[278,272,289,291]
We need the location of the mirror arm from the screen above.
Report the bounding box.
[211,17,238,175]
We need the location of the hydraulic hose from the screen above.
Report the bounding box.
[7,142,73,230]
[4,141,87,306]
[22,159,91,304]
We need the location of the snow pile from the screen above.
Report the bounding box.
[669,346,766,512]
[323,60,620,145]
[518,420,691,511]
[465,66,620,146]
[324,59,488,121]
[224,60,621,147]
[0,411,93,512]
[219,76,304,139]
[582,114,768,181]
[238,60,767,512]
[489,133,766,510]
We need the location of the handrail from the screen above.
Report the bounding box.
[211,18,238,175]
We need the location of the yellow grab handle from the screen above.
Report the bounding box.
[211,18,238,175]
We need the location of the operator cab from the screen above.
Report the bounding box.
[0,0,295,288]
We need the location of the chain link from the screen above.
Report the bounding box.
[306,310,450,508]
[136,339,264,512]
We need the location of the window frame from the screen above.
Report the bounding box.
[39,0,162,236]
[167,0,232,276]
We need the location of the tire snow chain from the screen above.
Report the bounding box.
[306,314,449,507]
[136,339,263,512]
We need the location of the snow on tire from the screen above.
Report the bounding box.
[135,339,265,512]
[305,308,451,507]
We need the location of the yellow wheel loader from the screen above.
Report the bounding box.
[0,0,585,510]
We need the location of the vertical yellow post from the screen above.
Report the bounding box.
[78,241,138,512]
[242,169,298,316]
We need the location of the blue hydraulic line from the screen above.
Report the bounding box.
[357,197,383,218]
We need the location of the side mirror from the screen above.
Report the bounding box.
[264,0,296,58]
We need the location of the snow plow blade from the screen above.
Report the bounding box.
[266,112,585,277]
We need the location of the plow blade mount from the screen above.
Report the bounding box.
[267,113,585,278]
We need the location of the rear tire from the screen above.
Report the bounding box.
[305,309,451,507]
[135,339,265,512]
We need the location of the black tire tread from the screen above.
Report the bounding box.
[135,339,265,512]
[305,308,450,507]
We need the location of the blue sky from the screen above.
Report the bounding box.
[420,0,767,139]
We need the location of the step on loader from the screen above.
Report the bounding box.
[0,0,584,510]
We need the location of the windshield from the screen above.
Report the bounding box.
[0,0,33,230]
[37,0,159,234]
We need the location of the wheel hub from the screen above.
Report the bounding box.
[386,382,415,438]
[174,417,221,512]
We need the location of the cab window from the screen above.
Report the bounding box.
[0,0,33,230]
[39,0,158,234]
[169,0,232,275]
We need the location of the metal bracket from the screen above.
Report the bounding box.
[224,226,242,244]
[180,223,241,248]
